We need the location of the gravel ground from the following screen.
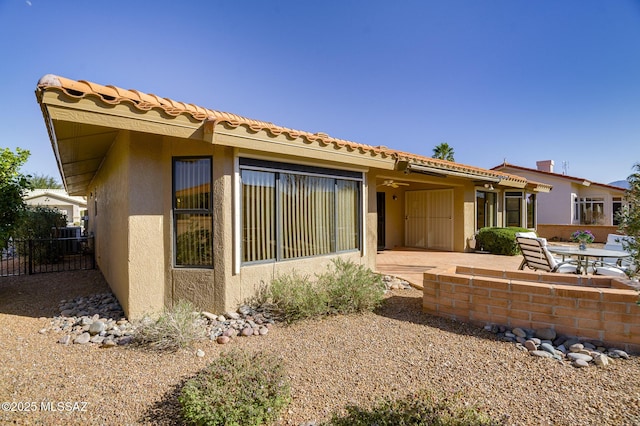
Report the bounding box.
[1,270,640,425]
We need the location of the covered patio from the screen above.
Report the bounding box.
[376,247,524,288]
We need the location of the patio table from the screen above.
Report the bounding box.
[547,246,630,275]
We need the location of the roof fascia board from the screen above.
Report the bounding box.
[41,92,203,140]
[212,127,395,170]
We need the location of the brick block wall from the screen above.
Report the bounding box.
[423,266,640,353]
[536,224,619,243]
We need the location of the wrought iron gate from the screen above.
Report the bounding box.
[1,236,95,277]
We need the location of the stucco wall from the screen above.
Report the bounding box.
[90,131,132,316]
[127,135,166,318]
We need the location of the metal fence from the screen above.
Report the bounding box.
[1,236,95,277]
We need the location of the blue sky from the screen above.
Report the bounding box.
[1,0,639,185]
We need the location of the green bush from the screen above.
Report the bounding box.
[475,227,532,256]
[267,270,330,323]
[324,389,502,426]
[257,258,386,323]
[133,300,206,351]
[179,349,290,426]
[317,258,385,315]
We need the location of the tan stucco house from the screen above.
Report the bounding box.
[36,74,550,319]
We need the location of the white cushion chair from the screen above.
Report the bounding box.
[594,234,635,278]
[515,233,579,274]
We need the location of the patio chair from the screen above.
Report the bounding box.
[515,234,579,273]
[590,234,635,278]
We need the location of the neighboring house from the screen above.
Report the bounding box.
[35,74,549,319]
[492,160,626,230]
[23,189,87,227]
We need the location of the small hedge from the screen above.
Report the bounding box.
[179,350,290,426]
[475,227,532,256]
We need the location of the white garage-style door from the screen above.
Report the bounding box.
[405,189,454,251]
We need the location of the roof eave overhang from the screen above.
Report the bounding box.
[396,160,512,185]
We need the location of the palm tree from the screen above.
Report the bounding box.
[432,142,455,161]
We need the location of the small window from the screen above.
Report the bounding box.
[505,191,523,227]
[476,190,497,229]
[526,193,536,228]
[173,157,213,267]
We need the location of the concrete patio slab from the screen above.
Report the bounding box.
[375,247,524,289]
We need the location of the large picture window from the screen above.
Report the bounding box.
[240,158,361,264]
[173,157,213,267]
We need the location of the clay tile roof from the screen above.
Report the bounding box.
[36,74,533,185]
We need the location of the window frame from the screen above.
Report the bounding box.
[574,196,605,225]
[504,191,524,228]
[172,156,214,268]
[239,158,362,265]
[475,190,497,230]
[526,193,536,229]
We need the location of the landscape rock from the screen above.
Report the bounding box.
[74,332,91,344]
[536,328,557,341]
[512,328,527,338]
[530,350,553,358]
[569,343,584,353]
[89,320,106,335]
[524,340,538,352]
[567,352,593,363]
[573,359,590,368]
[594,354,610,368]
[486,324,633,369]
[540,342,555,355]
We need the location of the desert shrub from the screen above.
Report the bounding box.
[324,389,502,426]
[260,259,385,323]
[475,227,531,256]
[317,257,385,314]
[267,270,330,323]
[179,349,290,426]
[133,300,206,351]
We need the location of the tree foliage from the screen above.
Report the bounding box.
[29,173,62,189]
[616,163,640,276]
[13,206,67,240]
[0,147,31,245]
[432,142,455,161]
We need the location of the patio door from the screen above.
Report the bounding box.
[405,189,453,251]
